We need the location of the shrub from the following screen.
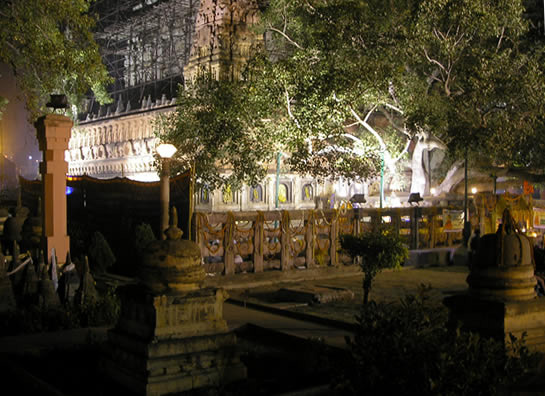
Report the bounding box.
[340,228,408,303]
[0,287,120,336]
[88,231,116,274]
[68,286,120,327]
[340,287,538,396]
[134,222,156,256]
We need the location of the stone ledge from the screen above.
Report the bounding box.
[203,265,361,290]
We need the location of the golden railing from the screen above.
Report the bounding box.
[193,207,463,275]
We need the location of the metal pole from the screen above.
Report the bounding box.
[188,162,195,240]
[380,150,384,209]
[160,159,170,239]
[414,206,420,249]
[463,150,471,247]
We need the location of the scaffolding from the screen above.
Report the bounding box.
[84,0,200,116]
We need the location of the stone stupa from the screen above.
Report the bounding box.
[444,208,545,351]
[104,207,246,395]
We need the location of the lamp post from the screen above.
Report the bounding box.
[156,143,177,239]
[275,152,282,209]
[408,192,423,250]
[380,150,385,209]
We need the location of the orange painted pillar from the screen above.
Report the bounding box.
[36,114,72,267]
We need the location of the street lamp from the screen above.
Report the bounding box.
[408,192,423,250]
[156,143,177,239]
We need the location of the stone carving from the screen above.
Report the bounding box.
[36,261,61,309]
[74,257,98,305]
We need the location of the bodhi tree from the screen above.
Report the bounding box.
[159,0,545,193]
[255,0,545,193]
[0,0,111,120]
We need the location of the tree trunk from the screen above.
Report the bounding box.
[410,138,428,195]
[410,131,447,195]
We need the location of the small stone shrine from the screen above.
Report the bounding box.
[444,209,545,351]
[104,207,246,395]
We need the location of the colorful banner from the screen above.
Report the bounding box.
[443,209,464,232]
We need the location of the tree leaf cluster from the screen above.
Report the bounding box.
[259,0,545,178]
[156,73,280,191]
[0,0,111,120]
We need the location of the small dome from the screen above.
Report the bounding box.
[468,209,536,302]
[138,207,204,293]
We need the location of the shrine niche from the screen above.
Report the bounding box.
[302,183,314,201]
[249,185,263,203]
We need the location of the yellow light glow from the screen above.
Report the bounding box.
[430,187,437,195]
[471,187,477,194]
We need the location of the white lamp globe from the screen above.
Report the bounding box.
[156,143,177,159]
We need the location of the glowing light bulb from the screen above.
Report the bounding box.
[471,187,477,194]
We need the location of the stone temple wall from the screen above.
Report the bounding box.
[69,100,175,182]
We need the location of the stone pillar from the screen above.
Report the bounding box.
[36,114,72,266]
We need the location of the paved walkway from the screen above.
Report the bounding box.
[0,266,469,356]
[224,302,351,349]
[0,303,351,356]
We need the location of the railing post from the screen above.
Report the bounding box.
[393,210,400,238]
[195,213,206,259]
[329,212,338,267]
[253,213,264,273]
[305,211,315,268]
[410,208,418,250]
[353,209,360,236]
[429,212,436,249]
[224,214,235,275]
[280,211,290,271]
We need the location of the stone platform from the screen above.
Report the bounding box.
[444,294,545,352]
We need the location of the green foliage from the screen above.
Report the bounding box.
[0,287,120,336]
[67,286,120,327]
[340,228,409,303]
[133,223,156,256]
[258,0,545,181]
[340,288,538,396]
[88,231,115,274]
[0,0,111,120]
[156,73,280,191]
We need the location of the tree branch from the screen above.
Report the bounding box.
[496,26,505,52]
[267,25,303,49]
[284,88,301,129]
